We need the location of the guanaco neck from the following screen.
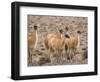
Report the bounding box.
[77,33,80,48]
[34,29,38,49]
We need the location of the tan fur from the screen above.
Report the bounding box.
[28,32,37,49]
[44,33,62,49]
[28,30,38,64]
[65,34,80,59]
[44,33,65,59]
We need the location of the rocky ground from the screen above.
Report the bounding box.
[27,15,88,66]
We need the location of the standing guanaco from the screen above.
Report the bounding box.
[28,25,38,64]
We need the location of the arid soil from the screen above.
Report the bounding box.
[28,15,88,66]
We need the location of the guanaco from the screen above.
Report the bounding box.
[65,30,81,60]
[28,25,38,64]
[44,30,65,60]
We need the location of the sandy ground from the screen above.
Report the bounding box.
[27,15,88,66]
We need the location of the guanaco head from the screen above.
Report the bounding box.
[77,30,81,34]
[34,25,38,30]
[59,29,70,38]
[59,29,63,34]
[59,29,65,38]
[65,34,70,38]
[64,28,70,38]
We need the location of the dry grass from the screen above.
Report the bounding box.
[27,15,88,66]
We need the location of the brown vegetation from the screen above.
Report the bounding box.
[27,15,88,66]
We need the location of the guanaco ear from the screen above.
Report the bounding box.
[34,25,38,30]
